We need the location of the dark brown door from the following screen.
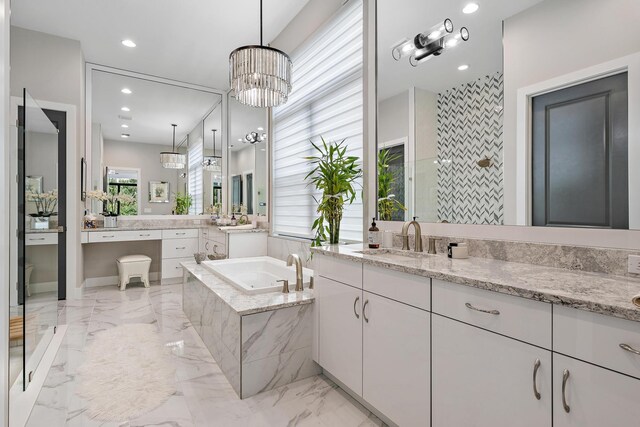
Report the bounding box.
[532,72,628,229]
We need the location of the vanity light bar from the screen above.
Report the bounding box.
[409,27,469,67]
[391,19,453,61]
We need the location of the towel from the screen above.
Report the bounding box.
[634,294,640,308]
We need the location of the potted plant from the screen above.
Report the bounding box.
[174,192,192,215]
[26,189,58,230]
[305,137,362,246]
[377,149,407,221]
[86,190,135,228]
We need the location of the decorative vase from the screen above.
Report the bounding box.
[31,216,49,230]
[104,215,118,228]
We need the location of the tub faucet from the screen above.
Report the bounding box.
[401,217,423,252]
[287,254,304,291]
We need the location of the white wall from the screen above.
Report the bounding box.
[503,0,640,225]
[414,87,438,222]
[103,139,178,215]
[378,90,408,144]
[10,26,85,295]
[1,0,10,423]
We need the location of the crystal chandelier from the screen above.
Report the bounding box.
[229,0,292,108]
[203,129,222,172]
[160,124,186,169]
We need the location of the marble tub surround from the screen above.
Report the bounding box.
[393,234,640,277]
[313,244,640,323]
[182,262,319,398]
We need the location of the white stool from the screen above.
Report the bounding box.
[116,255,152,291]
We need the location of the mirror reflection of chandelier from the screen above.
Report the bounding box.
[202,129,222,172]
[245,130,267,144]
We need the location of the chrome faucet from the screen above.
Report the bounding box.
[287,254,304,291]
[401,217,423,252]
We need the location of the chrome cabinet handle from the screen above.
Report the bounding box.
[363,299,369,323]
[102,235,115,238]
[562,369,570,413]
[353,296,360,319]
[620,343,640,356]
[465,302,500,315]
[30,237,46,241]
[139,233,150,237]
[176,232,186,235]
[532,359,541,400]
[176,246,186,250]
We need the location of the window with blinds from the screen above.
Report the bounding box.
[272,0,363,241]
[188,135,203,214]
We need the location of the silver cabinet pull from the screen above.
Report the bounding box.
[465,302,500,315]
[176,246,186,250]
[620,343,640,356]
[175,266,182,269]
[532,359,541,400]
[562,369,570,413]
[353,296,360,319]
[176,232,186,235]
[363,299,370,323]
[103,235,115,238]
[139,233,150,237]
[30,237,46,241]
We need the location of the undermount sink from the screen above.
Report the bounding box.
[357,248,433,262]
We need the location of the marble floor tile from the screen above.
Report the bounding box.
[25,282,386,427]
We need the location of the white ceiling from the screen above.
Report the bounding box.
[92,70,221,145]
[10,0,309,90]
[378,0,543,100]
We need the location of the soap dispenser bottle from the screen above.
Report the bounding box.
[368,217,380,249]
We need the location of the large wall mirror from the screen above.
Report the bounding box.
[88,67,224,216]
[376,0,639,230]
[228,93,268,217]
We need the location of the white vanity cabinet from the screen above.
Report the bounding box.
[315,257,431,427]
[161,228,199,283]
[432,315,552,426]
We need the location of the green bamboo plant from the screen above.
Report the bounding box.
[174,192,192,215]
[377,148,406,221]
[305,137,362,247]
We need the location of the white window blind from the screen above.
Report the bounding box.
[272,0,363,241]
[188,135,203,214]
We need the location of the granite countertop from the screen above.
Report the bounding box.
[82,224,207,232]
[181,260,314,316]
[218,227,268,234]
[26,229,59,234]
[312,244,640,323]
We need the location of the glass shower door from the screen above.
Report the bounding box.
[20,90,60,389]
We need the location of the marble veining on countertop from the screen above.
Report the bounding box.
[82,224,207,232]
[181,261,314,315]
[312,244,640,323]
[218,227,268,234]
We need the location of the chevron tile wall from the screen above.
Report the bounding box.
[436,72,504,225]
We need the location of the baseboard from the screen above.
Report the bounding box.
[160,276,183,285]
[27,281,56,294]
[84,272,160,288]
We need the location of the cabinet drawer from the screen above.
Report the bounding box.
[162,228,199,239]
[432,279,552,348]
[314,255,362,288]
[162,238,199,259]
[87,229,162,243]
[25,233,58,246]
[363,265,430,311]
[162,258,191,279]
[204,240,226,255]
[554,305,640,379]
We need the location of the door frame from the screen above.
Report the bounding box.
[10,96,78,303]
[516,53,640,228]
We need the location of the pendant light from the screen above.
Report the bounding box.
[203,129,222,172]
[160,124,186,169]
[229,0,292,108]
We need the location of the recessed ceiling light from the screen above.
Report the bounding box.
[238,138,243,142]
[121,88,132,94]
[121,133,130,138]
[458,64,469,71]
[121,107,130,112]
[463,2,479,14]
[121,39,136,48]
[257,127,264,131]
[121,124,129,128]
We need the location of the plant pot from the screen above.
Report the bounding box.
[31,216,49,230]
[104,216,118,228]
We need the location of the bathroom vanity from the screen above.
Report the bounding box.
[312,245,640,427]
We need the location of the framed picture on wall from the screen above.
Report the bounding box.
[149,181,170,203]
